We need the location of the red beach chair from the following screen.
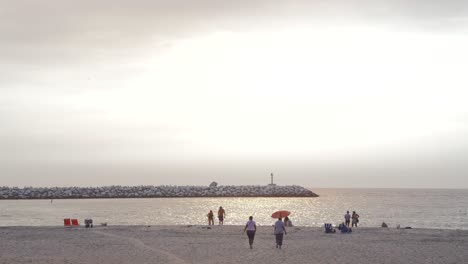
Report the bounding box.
[64,218,71,227]
[71,219,79,226]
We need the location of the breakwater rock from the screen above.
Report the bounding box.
[0,185,318,199]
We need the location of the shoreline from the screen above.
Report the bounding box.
[1,225,466,263]
[0,225,466,231]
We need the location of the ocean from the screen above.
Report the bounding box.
[1,188,467,229]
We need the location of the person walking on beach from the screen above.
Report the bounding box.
[207,210,214,225]
[344,211,351,227]
[284,216,293,227]
[352,211,360,227]
[274,218,287,249]
[218,206,226,225]
[243,216,257,249]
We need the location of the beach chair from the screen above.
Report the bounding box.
[324,223,335,233]
[64,218,71,227]
[71,219,79,226]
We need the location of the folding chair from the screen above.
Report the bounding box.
[64,218,71,227]
[324,223,335,233]
[71,219,79,226]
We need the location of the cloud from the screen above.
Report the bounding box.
[1,0,466,84]
[1,0,468,187]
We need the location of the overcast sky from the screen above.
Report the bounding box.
[1,0,468,188]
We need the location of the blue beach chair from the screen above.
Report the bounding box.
[324,223,336,233]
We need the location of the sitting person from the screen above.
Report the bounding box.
[324,223,336,233]
[340,222,352,233]
[338,222,344,230]
[381,222,388,228]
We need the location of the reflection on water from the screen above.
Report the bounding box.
[0,188,467,229]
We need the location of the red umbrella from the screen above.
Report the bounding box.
[271,210,290,218]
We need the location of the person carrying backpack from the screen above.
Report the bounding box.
[352,211,360,227]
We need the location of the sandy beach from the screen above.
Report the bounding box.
[1,225,466,264]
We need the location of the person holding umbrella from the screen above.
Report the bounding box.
[243,216,256,249]
[271,211,289,249]
[274,218,287,249]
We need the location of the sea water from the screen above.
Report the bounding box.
[0,188,467,229]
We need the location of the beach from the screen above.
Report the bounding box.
[1,225,466,264]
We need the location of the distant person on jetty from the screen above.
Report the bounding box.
[243,216,257,249]
[344,211,351,227]
[207,210,214,225]
[218,206,226,225]
[352,211,360,227]
[284,216,293,227]
[274,218,287,249]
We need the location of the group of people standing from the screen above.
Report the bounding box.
[207,206,226,225]
[344,210,360,227]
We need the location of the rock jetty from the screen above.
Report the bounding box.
[0,185,318,199]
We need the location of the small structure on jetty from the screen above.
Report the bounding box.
[268,172,276,186]
[0,185,318,199]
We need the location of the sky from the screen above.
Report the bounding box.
[1,0,468,188]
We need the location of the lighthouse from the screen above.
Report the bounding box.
[269,172,276,186]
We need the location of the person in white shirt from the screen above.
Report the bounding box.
[344,211,351,227]
[243,216,257,249]
[274,218,287,249]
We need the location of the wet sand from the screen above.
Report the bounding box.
[1,225,466,264]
